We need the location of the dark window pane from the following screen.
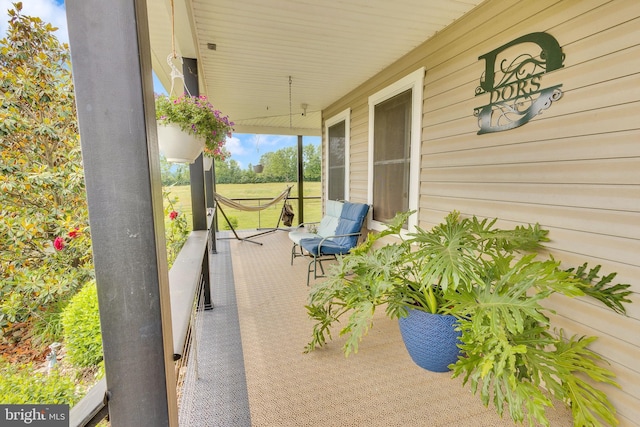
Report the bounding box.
[373,161,409,223]
[372,89,412,226]
[328,120,345,200]
[328,167,344,201]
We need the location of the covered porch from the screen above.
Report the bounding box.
[177,230,573,426]
[62,0,639,425]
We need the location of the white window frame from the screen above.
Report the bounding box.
[367,67,424,232]
[324,108,350,201]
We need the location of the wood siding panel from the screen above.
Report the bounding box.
[548,309,639,370]
[421,0,631,89]
[322,0,640,424]
[425,101,639,148]
[421,182,640,212]
[424,130,640,166]
[417,195,640,240]
[550,0,640,51]
[426,64,640,130]
[422,158,640,185]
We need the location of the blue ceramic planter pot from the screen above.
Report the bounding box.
[398,308,462,372]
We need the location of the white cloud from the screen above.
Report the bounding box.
[225,136,248,156]
[1,0,68,44]
[260,134,295,148]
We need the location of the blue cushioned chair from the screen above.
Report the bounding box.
[299,202,369,286]
[289,199,344,265]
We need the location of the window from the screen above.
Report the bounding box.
[325,109,350,201]
[368,68,424,231]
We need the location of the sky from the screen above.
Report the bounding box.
[1,0,320,168]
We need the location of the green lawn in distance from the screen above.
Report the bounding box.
[163,182,322,231]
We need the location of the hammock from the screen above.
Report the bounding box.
[214,186,293,245]
[213,186,291,212]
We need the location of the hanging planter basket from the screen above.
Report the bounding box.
[398,308,462,372]
[157,123,205,163]
[203,156,213,171]
[253,164,264,173]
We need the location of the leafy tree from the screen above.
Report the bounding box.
[261,146,297,182]
[214,158,244,184]
[160,155,190,185]
[0,3,93,340]
[246,143,320,183]
[303,143,320,181]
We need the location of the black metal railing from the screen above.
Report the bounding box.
[69,193,319,425]
[69,214,215,426]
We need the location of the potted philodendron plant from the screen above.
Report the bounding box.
[155,94,233,163]
[305,210,631,427]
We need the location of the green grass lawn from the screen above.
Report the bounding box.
[163,182,322,231]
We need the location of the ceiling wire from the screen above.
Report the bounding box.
[289,76,292,129]
[167,0,188,97]
[170,0,176,58]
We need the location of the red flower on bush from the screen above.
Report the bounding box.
[53,236,65,251]
[169,211,179,220]
[68,227,80,238]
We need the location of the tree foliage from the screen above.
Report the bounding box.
[160,155,190,186]
[212,143,321,184]
[0,3,93,337]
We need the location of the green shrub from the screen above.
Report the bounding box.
[0,358,79,405]
[61,282,103,367]
[30,298,70,347]
[163,189,190,267]
[221,215,239,230]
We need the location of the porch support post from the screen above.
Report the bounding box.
[297,135,304,224]
[182,57,207,232]
[205,165,218,254]
[183,57,212,309]
[66,0,178,426]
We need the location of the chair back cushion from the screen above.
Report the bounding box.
[299,202,369,257]
[316,200,343,238]
[332,202,369,249]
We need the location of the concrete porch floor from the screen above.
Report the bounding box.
[178,230,573,427]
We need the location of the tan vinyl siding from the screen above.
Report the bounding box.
[322,0,640,425]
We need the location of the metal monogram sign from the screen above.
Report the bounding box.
[474,32,564,134]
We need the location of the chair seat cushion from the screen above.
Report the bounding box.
[288,200,344,244]
[299,237,351,256]
[288,230,322,245]
[300,202,369,256]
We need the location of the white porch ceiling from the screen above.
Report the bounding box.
[147,0,486,136]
